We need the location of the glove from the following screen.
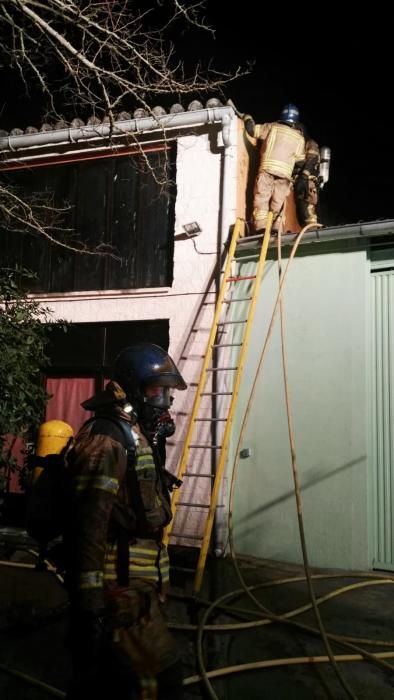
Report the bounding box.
[162,468,182,492]
[243,114,255,137]
[156,411,176,438]
[294,173,309,200]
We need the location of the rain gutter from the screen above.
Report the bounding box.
[236,219,394,250]
[0,107,235,155]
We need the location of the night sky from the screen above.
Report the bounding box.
[1,5,392,227]
[186,6,393,227]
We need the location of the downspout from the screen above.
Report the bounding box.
[213,109,235,557]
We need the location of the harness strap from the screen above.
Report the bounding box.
[84,415,156,586]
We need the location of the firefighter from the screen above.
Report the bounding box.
[64,343,186,700]
[243,104,306,233]
[293,138,321,226]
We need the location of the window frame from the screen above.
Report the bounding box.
[0,143,176,294]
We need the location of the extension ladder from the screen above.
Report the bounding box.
[164,213,273,592]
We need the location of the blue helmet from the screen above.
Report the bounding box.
[114,343,187,404]
[279,104,300,125]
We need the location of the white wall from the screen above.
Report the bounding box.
[36,119,238,500]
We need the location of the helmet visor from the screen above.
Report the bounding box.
[143,385,173,409]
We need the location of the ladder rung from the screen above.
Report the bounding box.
[226,275,257,282]
[236,254,264,262]
[206,366,237,371]
[237,232,265,243]
[194,418,226,422]
[189,444,222,449]
[180,354,204,360]
[211,343,242,348]
[168,217,271,591]
[170,566,196,574]
[217,320,246,325]
[225,296,252,302]
[235,254,262,261]
[177,502,224,508]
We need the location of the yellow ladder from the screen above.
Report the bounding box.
[164,214,273,592]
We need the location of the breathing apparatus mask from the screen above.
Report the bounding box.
[113,343,187,443]
[141,385,176,442]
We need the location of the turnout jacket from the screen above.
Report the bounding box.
[65,382,172,612]
[244,116,305,180]
[254,122,305,179]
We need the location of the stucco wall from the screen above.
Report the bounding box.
[36,121,238,531]
[230,243,370,570]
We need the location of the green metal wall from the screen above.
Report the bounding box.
[370,269,394,570]
[230,242,371,570]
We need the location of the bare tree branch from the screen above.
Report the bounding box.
[0,183,121,257]
[0,1,247,253]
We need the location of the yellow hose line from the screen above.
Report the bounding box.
[199,579,394,632]
[28,549,65,585]
[194,213,273,592]
[0,662,66,698]
[220,223,388,700]
[168,619,394,647]
[169,578,394,646]
[276,227,354,700]
[200,579,394,633]
[0,560,36,569]
[0,552,64,585]
[184,651,394,686]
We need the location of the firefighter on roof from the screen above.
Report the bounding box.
[293,138,321,226]
[243,103,306,233]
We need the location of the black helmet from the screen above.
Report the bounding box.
[113,343,187,404]
[279,103,300,125]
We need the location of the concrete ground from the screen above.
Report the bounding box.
[1,532,394,699]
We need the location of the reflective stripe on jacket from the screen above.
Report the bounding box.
[66,410,171,610]
[255,122,305,179]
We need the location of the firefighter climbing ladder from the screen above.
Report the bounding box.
[164,213,274,593]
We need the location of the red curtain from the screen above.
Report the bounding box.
[1,378,96,494]
[46,377,96,434]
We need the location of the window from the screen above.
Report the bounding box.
[45,319,170,432]
[1,149,175,292]
[46,319,169,373]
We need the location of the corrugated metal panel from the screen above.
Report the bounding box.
[371,270,394,569]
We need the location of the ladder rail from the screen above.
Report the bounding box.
[163,218,244,545]
[193,212,273,592]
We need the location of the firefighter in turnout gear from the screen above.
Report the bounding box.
[293,138,321,226]
[65,343,186,700]
[243,103,306,233]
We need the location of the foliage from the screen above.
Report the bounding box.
[0,268,63,472]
